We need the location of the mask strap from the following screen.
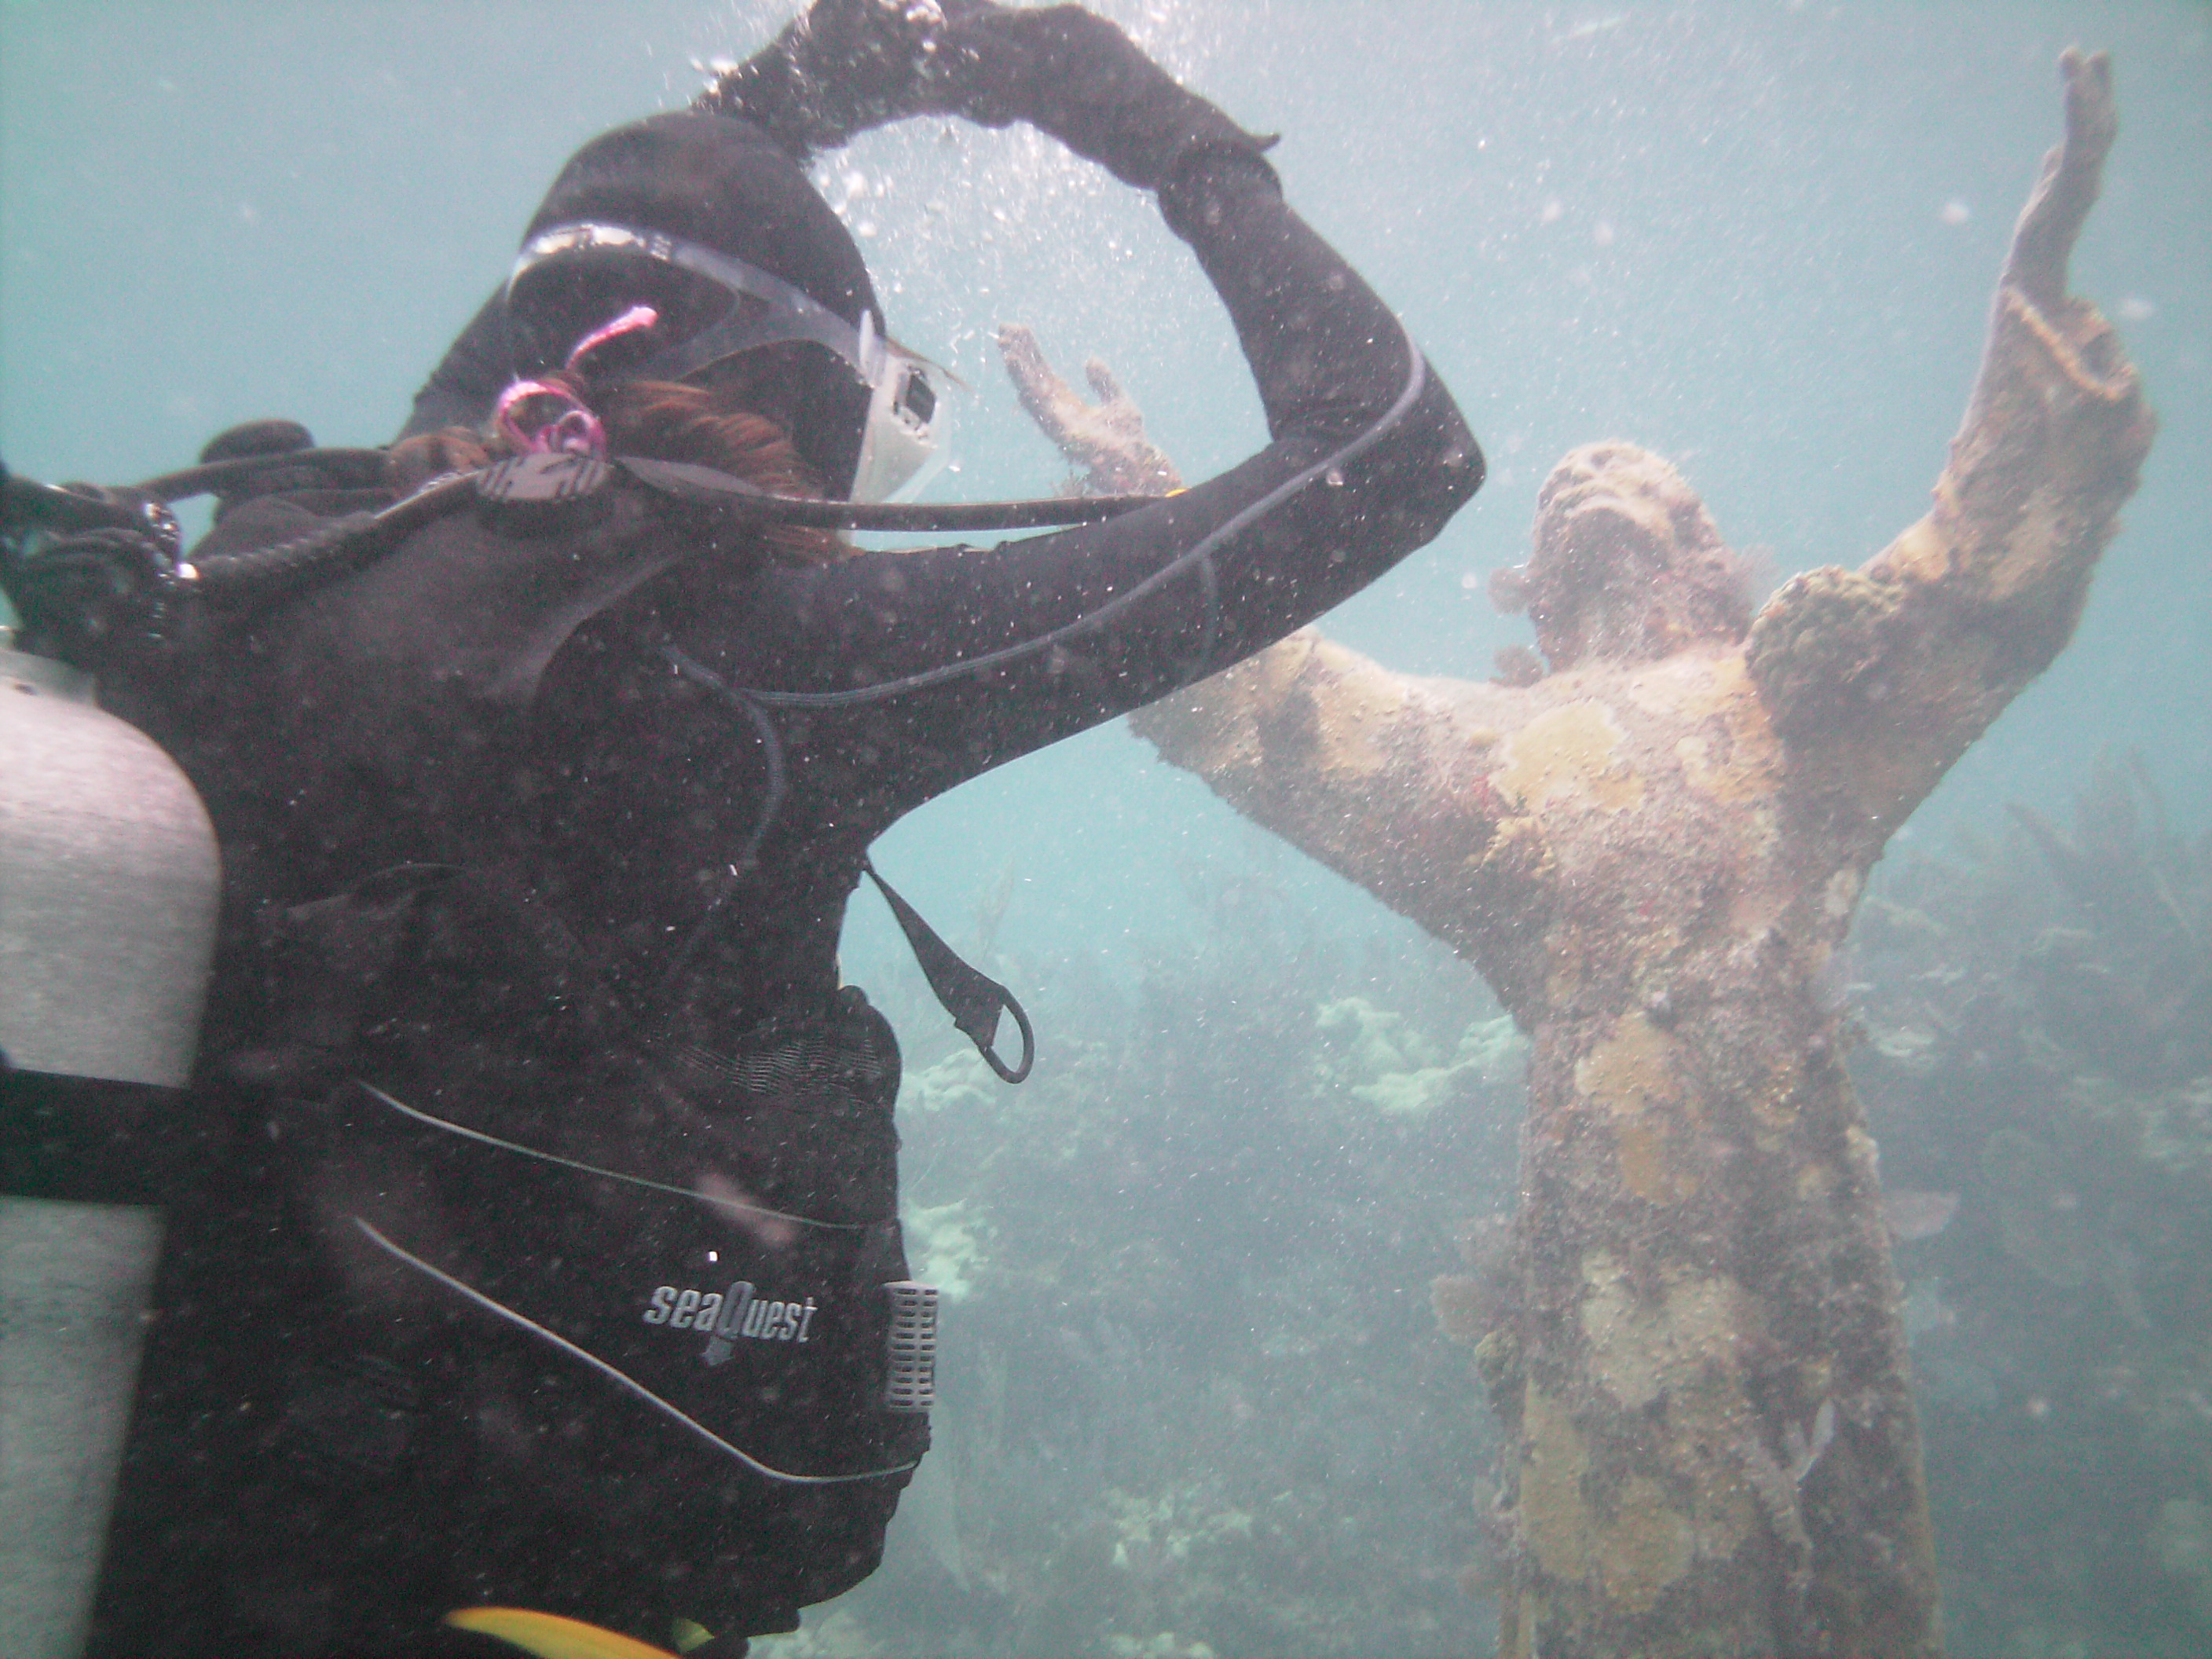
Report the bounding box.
[563,304,661,376]
[490,306,662,460]
[492,379,606,460]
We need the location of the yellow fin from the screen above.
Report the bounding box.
[444,1607,679,1659]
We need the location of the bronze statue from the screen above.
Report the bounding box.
[1003,50,2151,1658]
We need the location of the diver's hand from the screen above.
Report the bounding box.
[704,3,1273,196]
[701,0,975,157]
[3,507,185,668]
[921,5,1273,192]
[998,324,1181,497]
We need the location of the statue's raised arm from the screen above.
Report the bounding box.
[1001,325,1519,961]
[1747,49,2154,840]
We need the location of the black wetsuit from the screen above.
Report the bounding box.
[86,148,1477,1657]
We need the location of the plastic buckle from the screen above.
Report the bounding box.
[474,451,613,537]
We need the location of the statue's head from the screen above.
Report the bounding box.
[1491,441,1755,674]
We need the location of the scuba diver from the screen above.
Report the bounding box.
[4,2,1479,1654]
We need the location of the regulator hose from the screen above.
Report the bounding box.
[175,471,478,604]
[3,441,1163,651]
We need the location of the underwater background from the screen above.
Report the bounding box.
[4,2,2208,1654]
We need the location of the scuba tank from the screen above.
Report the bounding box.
[0,637,219,1086]
[0,595,220,1658]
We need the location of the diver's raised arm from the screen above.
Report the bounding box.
[1744,48,2152,838]
[708,0,1276,192]
[675,4,1478,798]
[716,1,1478,460]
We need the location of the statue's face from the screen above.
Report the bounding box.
[1496,442,1749,672]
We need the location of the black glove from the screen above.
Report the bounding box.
[921,3,1274,192]
[701,0,961,159]
[705,1,1274,196]
[2,475,187,665]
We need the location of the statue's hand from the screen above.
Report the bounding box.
[2060,48,2118,160]
[2004,47,2117,312]
[996,323,1183,497]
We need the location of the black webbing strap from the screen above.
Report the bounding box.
[617,455,1158,533]
[862,858,1035,1084]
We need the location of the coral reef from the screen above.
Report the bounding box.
[1104,1636,1218,1659]
[2151,1500,2212,1622]
[2012,754,2212,1088]
[903,1199,994,1303]
[1313,998,1526,1118]
[902,1046,1003,1119]
[802,891,1518,1658]
[1102,1485,1255,1577]
[1846,767,2212,1657]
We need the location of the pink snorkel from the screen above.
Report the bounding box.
[492,303,661,460]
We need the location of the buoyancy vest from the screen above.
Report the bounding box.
[89,471,943,1655]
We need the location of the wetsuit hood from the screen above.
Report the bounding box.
[510,112,885,493]
[520,112,879,339]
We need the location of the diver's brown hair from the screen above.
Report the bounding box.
[597,378,847,568]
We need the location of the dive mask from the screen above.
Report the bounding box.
[507,221,953,504]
